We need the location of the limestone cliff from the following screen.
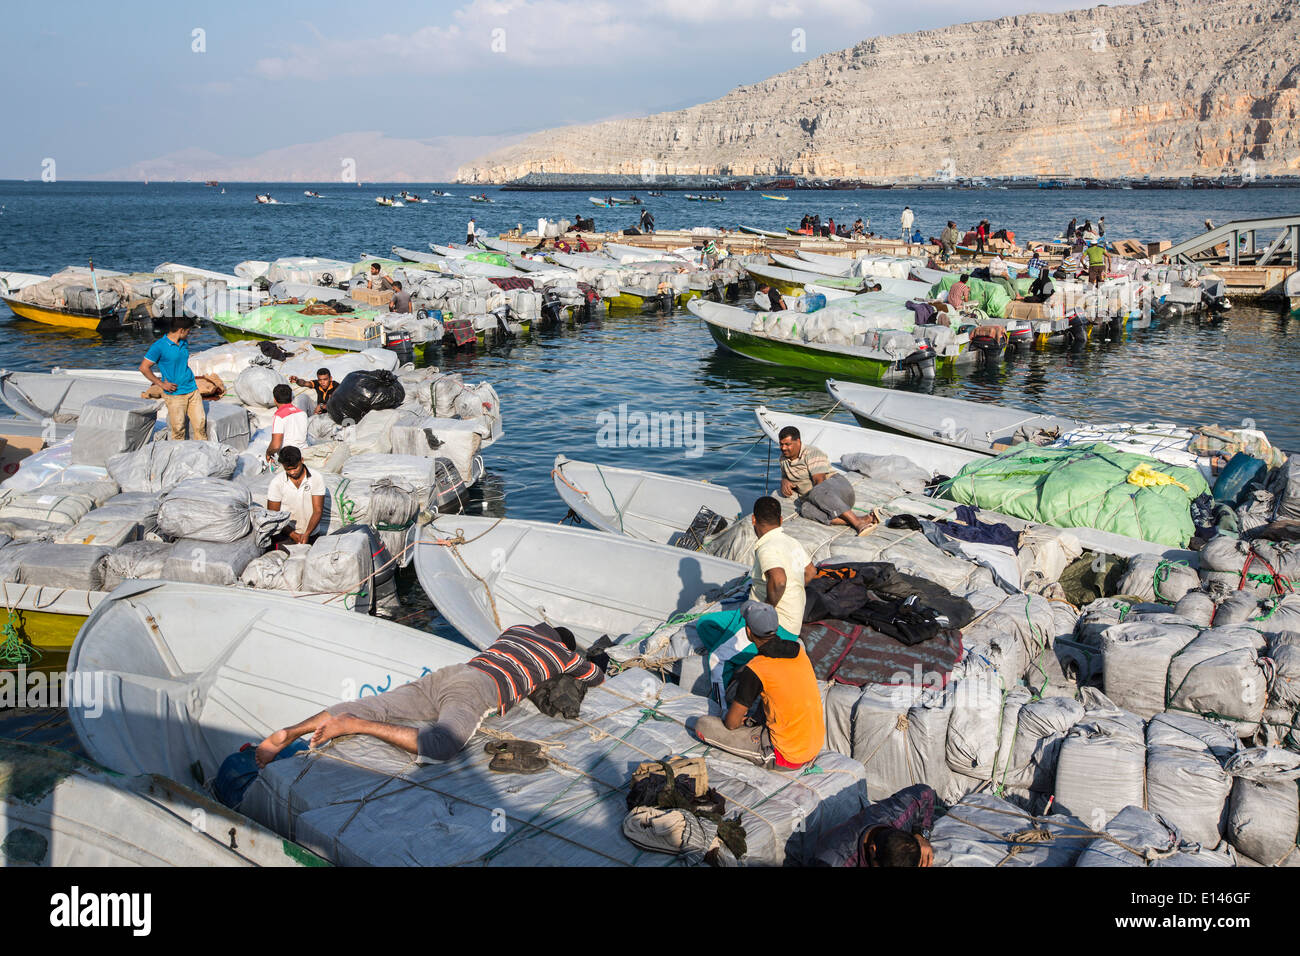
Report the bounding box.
[457,0,1299,183]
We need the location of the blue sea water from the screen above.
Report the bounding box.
[2,180,1297,636]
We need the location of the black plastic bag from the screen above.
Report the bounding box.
[326,369,405,424]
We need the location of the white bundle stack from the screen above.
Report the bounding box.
[944,661,1017,780]
[1101,619,1200,717]
[845,683,965,803]
[204,401,253,452]
[70,395,160,466]
[101,541,172,589]
[1054,690,1147,828]
[1173,589,1217,627]
[188,342,268,380]
[1144,713,1236,849]
[1267,627,1300,713]
[1224,748,1300,866]
[1003,695,1086,794]
[960,590,1058,687]
[1200,537,1300,597]
[340,456,435,507]
[161,534,263,586]
[0,489,97,528]
[264,257,352,287]
[1050,423,1202,475]
[234,367,288,408]
[860,328,921,358]
[240,544,311,591]
[300,531,375,609]
[0,541,115,590]
[57,492,161,547]
[1166,625,1268,737]
[156,479,253,543]
[931,793,1089,867]
[278,348,398,384]
[1076,806,1236,867]
[1117,553,1200,605]
[389,418,481,483]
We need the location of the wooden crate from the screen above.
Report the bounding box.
[351,287,393,308]
[323,319,382,343]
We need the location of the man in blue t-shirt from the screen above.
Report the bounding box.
[139,317,207,440]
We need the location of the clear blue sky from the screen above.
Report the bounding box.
[1,0,1135,178]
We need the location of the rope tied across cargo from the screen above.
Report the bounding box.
[944,801,1178,865]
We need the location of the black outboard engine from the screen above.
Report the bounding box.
[384,329,414,365]
[969,325,1010,365]
[656,289,675,313]
[1064,315,1087,348]
[541,291,565,327]
[580,288,599,323]
[899,342,935,380]
[710,278,726,302]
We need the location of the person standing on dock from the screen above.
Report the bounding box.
[1065,217,1078,240]
[467,217,478,244]
[639,207,655,234]
[139,317,207,441]
[1084,239,1109,287]
[939,221,959,261]
[1097,216,1106,238]
[900,206,914,248]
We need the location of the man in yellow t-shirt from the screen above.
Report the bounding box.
[749,495,813,640]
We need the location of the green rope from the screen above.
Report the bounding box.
[619,610,708,646]
[594,463,625,534]
[332,478,358,527]
[1152,559,1191,604]
[0,611,39,668]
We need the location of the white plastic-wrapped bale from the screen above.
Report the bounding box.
[1004,695,1086,794]
[240,672,869,866]
[1173,589,1216,627]
[1101,619,1200,718]
[107,441,238,493]
[932,793,1089,867]
[57,511,150,547]
[960,590,1058,687]
[1224,748,1300,866]
[390,418,481,482]
[320,474,422,535]
[300,531,374,607]
[1144,713,1236,849]
[189,341,267,380]
[1166,626,1268,737]
[1253,593,1300,637]
[156,479,253,543]
[0,489,97,527]
[69,395,159,466]
[1117,554,1200,605]
[944,660,1012,780]
[52,480,121,507]
[0,542,114,590]
[341,455,435,505]
[344,409,399,454]
[102,541,173,589]
[1017,527,1083,592]
[234,366,288,408]
[838,453,930,493]
[204,401,253,451]
[250,505,294,547]
[1076,806,1236,867]
[1053,691,1146,829]
[0,517,59,542]
[847,683,964,804]
[161,534,263,587]
[240,545,310,591]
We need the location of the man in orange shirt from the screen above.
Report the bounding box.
[693,602,825,771]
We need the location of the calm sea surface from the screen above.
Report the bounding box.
[2,181,1297,639]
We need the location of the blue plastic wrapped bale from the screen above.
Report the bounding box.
[802,292,827,313]
[1212,453,1267,506]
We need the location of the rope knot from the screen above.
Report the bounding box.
[894,714,910,732]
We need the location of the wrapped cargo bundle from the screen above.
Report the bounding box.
[1165,626,1268,737]
[1144,713,1236,849]
[1076,806,1236,867]
[240,545,311,592]
[107,441,238,493]
[1053,690,1146,828]
[1001,694,1086,795]
[1117,553,1200,605]
[161,534,263,586]
[0,542,115,590]
[1198,536,1300,597]
[1102,619,1200,718]
[69,395,160,466]
[234,366,288,408]
[0,489,97,528]
[156,479,253,542]
[1224,748,1300,866]
[102,541,173,589]
[56,492,161,547]
[932,792,1089,867]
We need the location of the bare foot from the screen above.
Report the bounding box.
[254,729,290,769]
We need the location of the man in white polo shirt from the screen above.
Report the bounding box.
[749,495,814,640]
[266,446,325,544]
[266,384,309,463]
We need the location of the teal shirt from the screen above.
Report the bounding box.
[695,608,799,706]
[144,335,197,395]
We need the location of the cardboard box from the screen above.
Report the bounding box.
[0,433,45,481]
[323,319,382,343]
[1147,240,1172,257]
[1003,300,1055,321]
[351,287,394,308]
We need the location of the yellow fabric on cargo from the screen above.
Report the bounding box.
[1126,463,1191,493]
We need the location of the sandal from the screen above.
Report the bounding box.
[483,739,542,758]
[488,750,549,774]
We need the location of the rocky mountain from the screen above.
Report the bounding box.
[91,132,525,183]
[458,0,1299,183]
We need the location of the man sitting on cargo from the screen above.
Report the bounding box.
[1025,268,1055,304]
[390,280,413,314]
[253,622,603,768]
[946,274,971,310]
[289,368,336,415]
[367,262,394,292]
[692,601,825,771]
[265,384,309,462]
[777,426,875,534]
[139,317,207,442]
[266,445,325,544]
[805,784,936,867]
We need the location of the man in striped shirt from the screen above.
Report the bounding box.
[254,623,603,766]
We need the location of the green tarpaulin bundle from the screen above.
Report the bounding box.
[213,305,380,338]
[927,274,1012,318]
[937,443,1211,547]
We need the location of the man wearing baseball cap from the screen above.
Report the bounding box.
[692,601,825,771]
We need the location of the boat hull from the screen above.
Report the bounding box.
[2,296,125,332]
[705,317,955,382]
[211,319,435,360]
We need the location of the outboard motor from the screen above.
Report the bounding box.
[710,278,726,302]
[492,306,517,339]
[580,288,600,323]
[969,324,1010,365]
[1006,323,1032,350]
[899,342,935,380]
[384,329,414,365]
[1064,315,1087,348]
[656,289,675,313]
[540,291,565,327]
